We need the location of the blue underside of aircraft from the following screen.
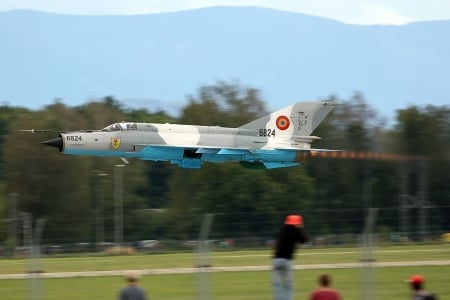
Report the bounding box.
[64,146,301,169]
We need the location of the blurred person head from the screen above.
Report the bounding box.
[407,274,425,291]
[318,273,332,287]
[124,270,141,285]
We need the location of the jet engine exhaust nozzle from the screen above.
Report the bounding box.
[41,137,63,151]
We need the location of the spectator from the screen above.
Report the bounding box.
[272,214,309,300]
[118,270,148,300]
[407,274,437,300]
[309,273,342,300]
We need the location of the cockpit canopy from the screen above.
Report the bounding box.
[102,122,137,131]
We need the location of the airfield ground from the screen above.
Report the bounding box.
[0,244,449,299]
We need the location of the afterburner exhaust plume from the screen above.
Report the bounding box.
[311,151,426,161]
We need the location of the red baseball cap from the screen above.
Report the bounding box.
[407,274,425,284]
[285,215,303,226]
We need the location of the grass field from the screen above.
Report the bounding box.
[0,244,449,299]
[1,244,449,274]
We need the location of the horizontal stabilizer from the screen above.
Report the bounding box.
[293,135,321,140]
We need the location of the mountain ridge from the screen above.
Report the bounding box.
[1,7,449,119]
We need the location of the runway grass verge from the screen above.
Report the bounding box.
[0,244,449,299]
[0,266,449,300]
[1,243,449,274]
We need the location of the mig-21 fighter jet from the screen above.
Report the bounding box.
[26,101,336,169]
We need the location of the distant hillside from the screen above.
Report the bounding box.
[0,7,449,119]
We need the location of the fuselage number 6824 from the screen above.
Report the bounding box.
[259,129,276,137]
[66,135,82,142]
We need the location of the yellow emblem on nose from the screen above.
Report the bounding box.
[111,138,121,149]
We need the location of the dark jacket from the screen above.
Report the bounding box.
[274,225,309,260]
[412,290,437,300]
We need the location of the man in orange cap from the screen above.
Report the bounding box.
[272,214,309,300]
[407,274,436,300]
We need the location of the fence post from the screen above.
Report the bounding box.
[361,208,378,300]
[197,213,215,300]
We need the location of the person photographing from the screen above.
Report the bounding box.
[272,214,309,300]
[407,274,437,300]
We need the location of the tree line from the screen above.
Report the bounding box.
[0,81,448,247]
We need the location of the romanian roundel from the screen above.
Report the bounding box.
[276,115,290,130]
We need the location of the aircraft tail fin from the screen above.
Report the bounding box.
[240,101,336,136]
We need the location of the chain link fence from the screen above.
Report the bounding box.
[2,206,450,256]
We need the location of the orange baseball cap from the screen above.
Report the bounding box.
[407,274,425,284]
[285,215,303,225]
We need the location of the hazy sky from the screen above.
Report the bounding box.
[1,0,449,25]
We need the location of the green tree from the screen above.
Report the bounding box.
[4,103,92,242]
[394,105,449,156]
[392,105,450,231]
[305,92,392,234]
[2,88,448,245]
[180,80,266,126]
[0,105,29,180]
[2,99,152,244]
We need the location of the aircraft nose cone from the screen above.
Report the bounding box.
[41,137,63,151]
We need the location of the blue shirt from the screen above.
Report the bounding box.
[118,285,147,300]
